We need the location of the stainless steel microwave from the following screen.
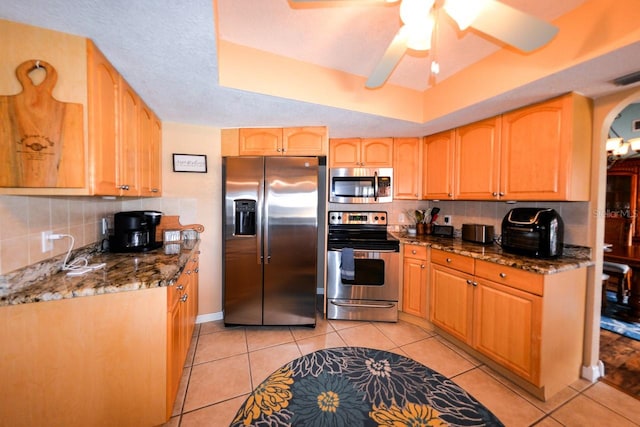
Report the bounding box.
[329,167,393,203]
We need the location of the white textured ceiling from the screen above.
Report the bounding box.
[1,0,640,138]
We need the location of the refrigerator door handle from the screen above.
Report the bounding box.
[263,174,270,265]
[257,175,265,265]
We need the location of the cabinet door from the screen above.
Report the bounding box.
[119,79,140,195]
[139,105,162,196]
[239,128,282,156]
[394,137,420,199]
[403,256,428,318]
[500,96,569,200]
[422,130,455,200]
[283,127,327,156]
[329,138,361,167]
[455,117,501,200]
[473,278,542,384]
[430,263,474,343]
[88,43,119,195]
[361,138,393,167]
[166,294,182,418]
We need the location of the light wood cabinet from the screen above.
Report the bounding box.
[402,244,429,318]
[222,126,328,156]
[0,21,162,196]
[167,253,199,418]
[393,137,421,199]
[329,137,393,167]
[88,42,162,197]
[139,105,162,196]
[422,130,455,200]
[455,117,502,200]
[500,93,592,201]
[429,249,587,400]
[422,93,591,202]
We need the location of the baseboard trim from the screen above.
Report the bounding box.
[196,311,223,324]
[581,361,605,382]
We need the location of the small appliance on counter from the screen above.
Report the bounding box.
[501,208,564,258]
[462,224,495,244]
[109,210,163,253]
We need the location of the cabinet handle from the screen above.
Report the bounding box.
[499,192,505,197]
[186,270,192,275]
[194,268,199,273]
[176,284,184,291]
[446,258,452,263]
[181,294,188,302]
[466,279,472,285]
[421,264,425,269]
[472,281,478,287]
[492,192,498,197]
[119,185,129,190]
[151,188,159,193]
[447,193,453,198]
[411,250,417,254]
[499,272,507,278]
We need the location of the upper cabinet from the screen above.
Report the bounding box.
[422,131,455,200]
[455,117,502,200]
[500,93,592,201]
[0,21,162,196]
[422,93,592,202]
[393,137,421,199]
[329,137,393,168]
[222,126,327,157]
[88,42,162,197]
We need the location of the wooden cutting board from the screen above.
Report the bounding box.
[0,59,84,188]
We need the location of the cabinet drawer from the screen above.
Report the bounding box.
[475,260,544,296]
[403,244,427,259]
[431,250,474,274]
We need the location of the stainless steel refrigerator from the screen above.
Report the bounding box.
[222,156,324,326]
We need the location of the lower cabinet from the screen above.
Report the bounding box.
[429,249,586,400]
[0,255,200,427]
[402,244,429,318]
[167,253,199,418]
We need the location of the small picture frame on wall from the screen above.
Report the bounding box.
[172,154,207,173]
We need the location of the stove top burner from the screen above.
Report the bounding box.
[328,211,399,251]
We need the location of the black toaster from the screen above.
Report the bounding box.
[501,208,564,258]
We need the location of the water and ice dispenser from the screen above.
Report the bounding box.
[234,199,256,236]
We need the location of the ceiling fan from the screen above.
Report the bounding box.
[289,0,559,88]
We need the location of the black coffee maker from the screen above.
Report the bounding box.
[109,211,163,252]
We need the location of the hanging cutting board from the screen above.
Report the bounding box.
[0,60,84,188]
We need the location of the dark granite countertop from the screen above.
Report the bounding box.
[393,232,593,274]
[0,240,200,307]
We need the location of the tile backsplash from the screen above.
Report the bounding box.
[0,195,198,275]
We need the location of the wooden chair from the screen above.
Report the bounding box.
[603,217,632,305]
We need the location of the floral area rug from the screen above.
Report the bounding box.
[231,347,503,426]
[601,291,640,341]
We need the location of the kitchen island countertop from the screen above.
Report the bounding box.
[0,240,200,307]
[393,232,592,274]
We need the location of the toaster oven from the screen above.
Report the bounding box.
[501,208,564,258]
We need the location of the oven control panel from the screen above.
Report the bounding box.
[328,211,388,225]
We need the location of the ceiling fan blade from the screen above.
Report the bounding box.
[366,27,408,89]
[470,0,558,52]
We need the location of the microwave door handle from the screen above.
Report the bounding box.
[373,171,378,201]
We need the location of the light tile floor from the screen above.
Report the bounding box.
[163,315,640,427]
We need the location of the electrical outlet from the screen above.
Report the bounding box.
[443,215,453,225]
[41,230,53,252]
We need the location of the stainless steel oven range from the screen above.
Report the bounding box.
[326,211,400,322]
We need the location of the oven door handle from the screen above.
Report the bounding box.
[330,301,396,309]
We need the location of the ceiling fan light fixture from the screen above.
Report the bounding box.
[404,16,434,50]
[443,0,488,31]
[606,137,624,152]
[400,0,435,26]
